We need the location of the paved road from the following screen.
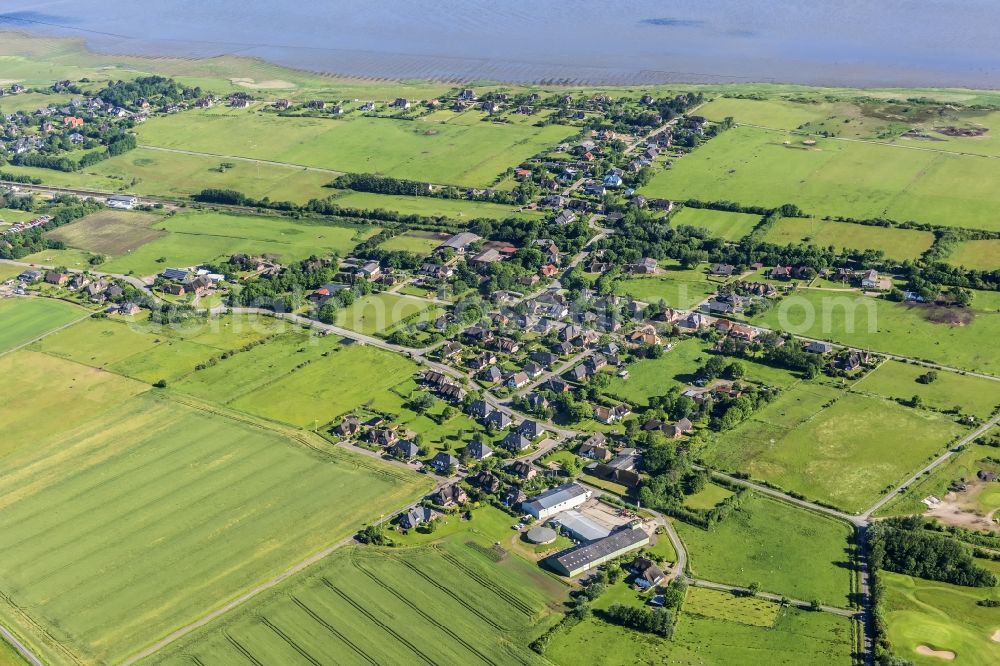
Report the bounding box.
[0,624,44,666]
[688,579,858,618]
[862,413,1000,519]
[701,467,864,525]
[652,512,688,581]
[0,257,155,291]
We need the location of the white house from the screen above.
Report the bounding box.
[107,194,138,210]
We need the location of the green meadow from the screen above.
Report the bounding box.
[547,576,854,666]
[763,217,935,262]
[0,208,37,224]
[0,391,429,666]
[683,483,735,511]
[671,206,761,241]
[675,492,854,606]
[135,108,572,187]
[97,211,377,275]
[882,570,1000,666]
[0,91,74,114]
[615,262,725,309]
[333,191,541,220]
[0,148,336,204]
[0,263,25,281]
[46,209,166,257]
[0,351,147,461]
[686,587,782,627]
[333,292,437,335]
[0,297,86,354]
[377,229,450,255]
[753,289,1000,375]
[174,330,341,404]
[229,343,420,428]
[702,385,965,512]
[947,239,1000,271]
[603,337,799,408]
[31,312,292,384]
[19,247,96,270]
[643,126,1000,232]
[854,360,1000,420]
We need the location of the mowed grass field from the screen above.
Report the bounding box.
[882,570,1000,666]
[854,360,1000,420]
[99,211,377,275]
[333,191,542,221]
[675,492,854,606]
[0,207,37,224]
[229,343,420,427]
[947,239,1000,271]
[45,209,166,257]
[0,149,337,204]
[377,229,450,255]
[702,385,965,512]
[18,247,96,270]
[754,289,1000,375]
[683,482,735,511]
[671,206,761,241]
[0,263,26,281]
[0,297,86,353]
[685,587,781,627]
[643,126,1000,231]
[615,262,726,310]
[334,292,437,335]
[762,217,935,262]
[31,312,296,383]
[135,108,573,187]
[0,351,147,461]
[0,391,429,666]
[149,537,560,666]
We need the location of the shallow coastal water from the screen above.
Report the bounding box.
[1,0,999,87]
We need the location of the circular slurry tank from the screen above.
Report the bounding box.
[525,526,557,544]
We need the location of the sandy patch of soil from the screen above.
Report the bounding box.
[925,487,1000,534]
[991,629,1000,643]
[230,77,295,89]
[0,79,23,85]
[916,646,955,660]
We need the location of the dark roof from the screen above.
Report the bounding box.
[554,527,649,573]
[466,440,493,459]
[502,432,532,452]
[432,452,459,469]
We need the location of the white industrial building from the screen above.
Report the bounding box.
[522,483,591,520]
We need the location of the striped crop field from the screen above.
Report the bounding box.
[148,538,565,666]
[0,392,430,665]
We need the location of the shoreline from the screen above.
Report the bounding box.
[2,25,999,93]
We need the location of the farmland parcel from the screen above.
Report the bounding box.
[134,109,573,187]
[147,538,560,666]
[643,126,1000,232]
[0,392,428,665]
